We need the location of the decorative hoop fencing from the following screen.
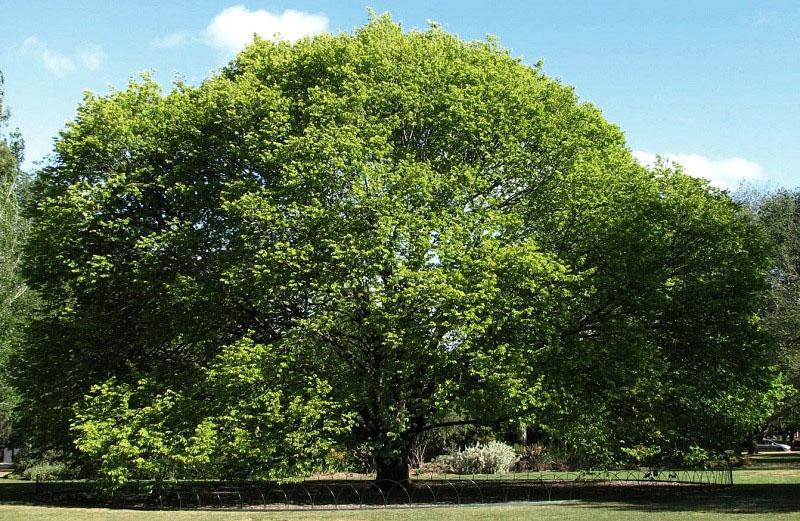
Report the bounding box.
[29,466,733,510]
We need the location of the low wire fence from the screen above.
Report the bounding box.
[20,467,733,510]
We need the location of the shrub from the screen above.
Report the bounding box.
[415,460,453,476]
[681,446,712,468]
[22,461,68,481]
[440,441,517,474]
[620,444,662,467]
[513,443,587,471]
[13,449,74,481]
[325,443,374,474]
[412,420,497,466]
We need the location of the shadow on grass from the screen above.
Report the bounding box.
[585,484,800,515]
[1,480,798,514]
[0,481,93,507]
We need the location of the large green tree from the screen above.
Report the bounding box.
[0,72,30,445]
[739,187,800,439]
[15,17,776,483]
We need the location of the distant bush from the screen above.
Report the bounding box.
[620,444,661,467]
[13,449,74,481]
[515,443,564,471]
[680,446,712,468]
[325,443,374,474]
[438,441,517,474]
[22,461,68,481]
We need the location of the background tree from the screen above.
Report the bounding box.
[738,186,800,441]
[15,16,778,484]
[0,71,31,446]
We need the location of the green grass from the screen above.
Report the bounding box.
[1,456,798,520]
[732,468,800,484]
[0,504,643,521]
[732,451,800,484]
[1,495,799,521]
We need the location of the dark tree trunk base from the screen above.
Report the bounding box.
[376,457,411,483]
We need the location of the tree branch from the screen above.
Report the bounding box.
[419,419,484,433]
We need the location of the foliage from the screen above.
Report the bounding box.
[620,445,662,467]
[324,444,375,474]
[678,446,713,468]
[0,71,33,446]
[514,444,573,471]
[410,416,496,467]
[533,159,779,464]
[438,441,517,474]
[12,448,73,481]
[22,461,69,482]
[13,15,777,484]
[73,338,352,486]
[737,187,800,436]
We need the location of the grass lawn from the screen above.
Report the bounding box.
[1,455,798,520]
[2,496,799,521]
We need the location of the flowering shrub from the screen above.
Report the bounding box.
[440,441,517,474]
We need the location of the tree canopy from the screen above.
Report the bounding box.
[13,16,778,484]
[739,187,800,438]
[0,71,30,445]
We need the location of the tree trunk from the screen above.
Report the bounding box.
[746,429,761,455]
[376,455,411,483]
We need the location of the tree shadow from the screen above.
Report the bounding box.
[581,484,800,514]
[2,480,798,513]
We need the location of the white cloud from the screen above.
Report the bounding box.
[20,37,75,75]
[20,37,105,75]
[633,150,764,190]
[78,45,105,70]
[151,6,328,56]
[151,32,195,49]
[206,5,328,53]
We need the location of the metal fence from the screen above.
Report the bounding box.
[27,467,733,510]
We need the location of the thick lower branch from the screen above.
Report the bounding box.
[419,419,484,433]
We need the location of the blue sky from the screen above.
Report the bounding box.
[1,1,799,188]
